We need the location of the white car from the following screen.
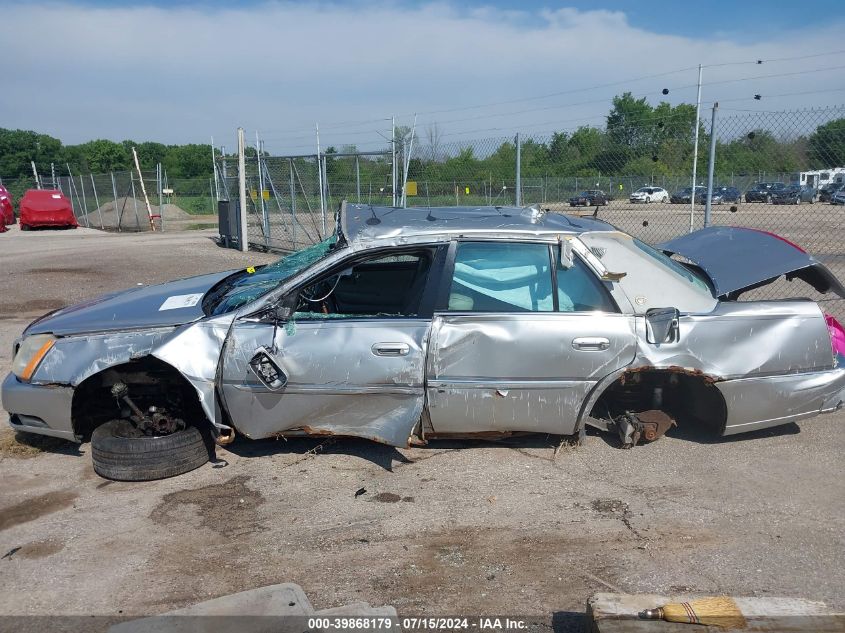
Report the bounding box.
[630,187,669,203]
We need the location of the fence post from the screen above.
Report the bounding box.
[704,102,719,228]
[353,155,360,204]
[690,63,703,233]
[256,134,269,247]
[90,174,104,229]
[130,174,141,231]
[237,127,248,252]
[111,172,121,232]
[515,132,521,206]
[289,158,297,249]
[158,163,165,232]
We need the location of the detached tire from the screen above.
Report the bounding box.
[92,419,213,481]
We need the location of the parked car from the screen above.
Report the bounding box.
[19,189,78,230]
[629,187,669,203]
[819,182,845,203]
[670,186,706,204]
[4,202,845,481]
[569,190,610,206]
[770,184,817,205]
[694,186,742,205]
[831,189,845,205]
[0,185,15,225]
[744,182,786,203]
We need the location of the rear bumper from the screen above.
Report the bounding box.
[717,368,845,435]
[1,373,78,441]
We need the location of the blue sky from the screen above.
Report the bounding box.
[1,1,843,151]
[39,0,842,38]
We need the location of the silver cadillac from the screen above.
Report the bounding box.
[4,204,845,480]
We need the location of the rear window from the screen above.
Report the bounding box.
[632,239,712,294]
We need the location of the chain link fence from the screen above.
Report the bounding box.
[217,151,393,252]
[223,104,844,320]
[1,168,217,232]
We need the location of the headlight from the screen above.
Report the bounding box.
[12,334,57,381]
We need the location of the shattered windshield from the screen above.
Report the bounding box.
[206,235,339,315]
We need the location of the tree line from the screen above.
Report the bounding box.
[2,93,843,191]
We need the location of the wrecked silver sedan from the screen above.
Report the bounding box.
[4,204,845,480]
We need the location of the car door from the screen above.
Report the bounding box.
[219,245,445,447]
[425,240,637,436]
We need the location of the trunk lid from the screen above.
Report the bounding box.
[658,226,845,299]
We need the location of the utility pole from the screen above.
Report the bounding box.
[689,63,703,232]
[237,127,248,252]
[704,102,719,228]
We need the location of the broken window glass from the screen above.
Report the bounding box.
[294,249,433,319]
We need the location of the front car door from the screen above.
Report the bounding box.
[219,245,446,446]
[426,240,637,436]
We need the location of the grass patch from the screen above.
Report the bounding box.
[0,429,68,458]
[184,222,217,231]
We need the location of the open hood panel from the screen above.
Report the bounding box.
[658,226,845,300]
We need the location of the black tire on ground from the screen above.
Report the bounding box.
[91,419,214,481]
[20,224,29,231]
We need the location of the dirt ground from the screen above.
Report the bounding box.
[0,223,843,629]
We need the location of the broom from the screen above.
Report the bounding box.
[639,596,747,628]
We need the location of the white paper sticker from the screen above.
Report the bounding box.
[159,293,203,311]
[51,194,62,199]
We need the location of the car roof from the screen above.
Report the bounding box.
[341,204,615,243]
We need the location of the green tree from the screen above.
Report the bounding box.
[807,118,845,168]
[606,92,654,153]
[74,139,129,173]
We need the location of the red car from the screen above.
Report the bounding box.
[0,185,14,226]
[20,189,78,230]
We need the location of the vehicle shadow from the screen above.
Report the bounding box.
[2,430,85,457]
[219,433,568,471]
[551,611,588,633]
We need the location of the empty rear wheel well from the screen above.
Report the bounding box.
[590,369,727,434]
[71,357,209,440]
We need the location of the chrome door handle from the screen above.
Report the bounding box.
[572,337,610,351]
[372,342,410,357]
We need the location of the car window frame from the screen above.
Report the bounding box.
[436,238,619,315]
[286,243,448,322]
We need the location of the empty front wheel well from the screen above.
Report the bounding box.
[71,357,209,439]
[590,369,727,435]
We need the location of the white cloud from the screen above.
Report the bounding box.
[1,1,843,151]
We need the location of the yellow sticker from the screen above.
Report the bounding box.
[246,266,256,274]
[465,187,470,195]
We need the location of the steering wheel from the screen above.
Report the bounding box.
[299,274,342,314]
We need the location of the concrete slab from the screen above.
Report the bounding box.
[109,583,396,633]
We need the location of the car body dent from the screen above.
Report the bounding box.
[4,204,845,449]
[218,318,430,446]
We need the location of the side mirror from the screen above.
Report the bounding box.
[271,294,298,322]
[645,307,680,344]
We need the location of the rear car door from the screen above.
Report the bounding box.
[219,245,445,446]
[426,240,637,435]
